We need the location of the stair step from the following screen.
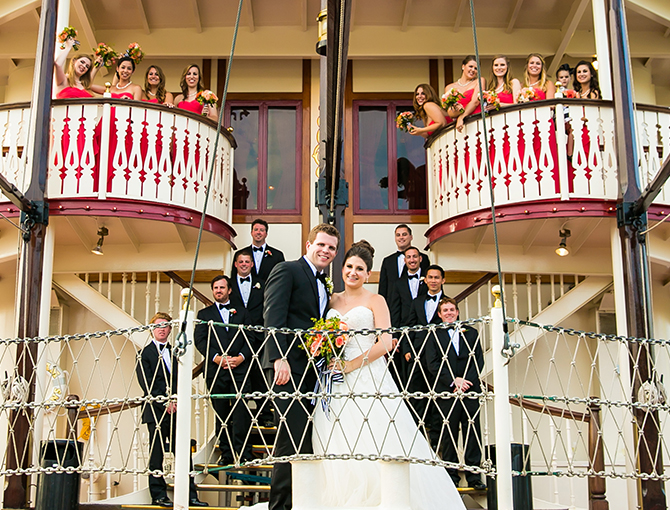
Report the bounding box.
[456,487,487,494]
[121,506,236,510]
[192,484,271,492]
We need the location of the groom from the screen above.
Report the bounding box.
[263,223,340,510]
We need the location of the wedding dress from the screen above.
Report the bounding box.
[311,306,465,509]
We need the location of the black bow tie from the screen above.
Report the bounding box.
[427,294,438,301]
[218,303,230,310]
[158,342,171,351]
[397,251,404,256]
[253,246,263,252]
[240,276,251,283]
[408,274,419,280]
[315,272,328,285]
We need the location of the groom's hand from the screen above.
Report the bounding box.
[274,359,291,386]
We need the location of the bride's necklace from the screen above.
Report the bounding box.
[457,77,475,87]
[116,81,132,90]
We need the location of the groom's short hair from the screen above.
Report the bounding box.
[307,223,340,246]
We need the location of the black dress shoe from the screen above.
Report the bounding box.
[152,496,173,507]
[189,498,209,507]
[468,481,487,491]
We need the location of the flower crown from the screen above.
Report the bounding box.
[118,42,144,65]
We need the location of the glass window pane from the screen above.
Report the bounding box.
[396,106,427,210]
[230,106,259,210]
[358,107,388,210]
[266,107,297,210]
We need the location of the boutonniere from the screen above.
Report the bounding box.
[265,249,272,257]
[420,276,425,283]
[325,276,334,295]
[254,282,261,289]
[229,308,237,315]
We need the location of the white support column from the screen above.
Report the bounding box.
[56,0,70,36]
[31,226,56,505]
[491,286,514,510]
[592,0,613,100]
[174,289,195,509]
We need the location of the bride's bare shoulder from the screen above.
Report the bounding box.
[330,292,345,306]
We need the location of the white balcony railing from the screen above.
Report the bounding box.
[426,100,670,226]
[0,99,235,228]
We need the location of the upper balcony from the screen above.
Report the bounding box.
[0,98,236,243]
[424,99,670,245]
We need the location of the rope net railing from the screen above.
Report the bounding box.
[0,315,668,503]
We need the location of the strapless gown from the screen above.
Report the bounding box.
[311,306,465,509]
[177,99,204,115]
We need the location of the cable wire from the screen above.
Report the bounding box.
[177,0,245,355]
[468,0,513,356]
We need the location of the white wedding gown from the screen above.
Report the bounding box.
[311,306,465,509]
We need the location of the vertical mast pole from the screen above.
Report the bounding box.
[3,0,55,507]
[609,0,666,508]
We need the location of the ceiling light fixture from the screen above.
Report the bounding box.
[91,226,108,256]
[555,228,571,257]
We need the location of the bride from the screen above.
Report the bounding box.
[311,241,465,509]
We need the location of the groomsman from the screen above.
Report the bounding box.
[263,223,340,510]
[388,246,427,388]
[378,224,430,304]
[406,265,447,446]
[232,219,285,283]
[229,249,274,427]
[425,298,485,490]
[389,246,428,328]
[194,276,253,465]
[136,313,207,507]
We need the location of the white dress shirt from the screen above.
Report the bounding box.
[252,243,267,272]
[153,339,172,374]
[424,291,442,322]
[449,328,460,356]
[303,256,327,317]
[237,274,252,306]
[396,252,406,277]
[407,269,421,299]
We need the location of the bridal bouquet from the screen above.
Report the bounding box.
[301,316,349,419]
[481,90,500,111]
[301,316,349,365]
[94,43,118,68]
[441,88,465,111]
[58,27,80,51]
[517,87,540,103]
[196,90,219,114]
[395,111,414,132]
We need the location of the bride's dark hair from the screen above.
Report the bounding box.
[344,240,375,271]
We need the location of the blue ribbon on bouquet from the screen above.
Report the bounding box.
[311,357,344,420]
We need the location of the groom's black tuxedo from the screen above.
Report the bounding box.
[263,257,326,374]
[425,325,484,486]
[195,303,253,462]
[263,256,325,510]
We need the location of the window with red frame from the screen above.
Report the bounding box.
[354,101,427,213]
[226,101,301,213]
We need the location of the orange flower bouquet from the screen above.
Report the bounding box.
[58,27,80,51]
[196,90,219,115]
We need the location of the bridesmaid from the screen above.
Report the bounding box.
[174,64,218,120]
[486,55,520,107]
[444,55,485,132]
[573,61,601,99]
[142,65,174,106]
[408,84,447,138]
[53,38,103,98]
[110,56,143,100]
[522,53,555,100]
